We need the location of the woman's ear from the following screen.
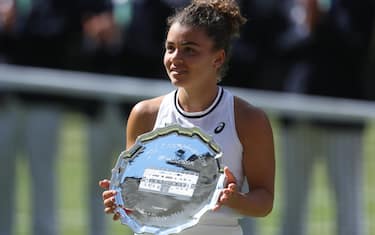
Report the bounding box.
[213,49,226,70]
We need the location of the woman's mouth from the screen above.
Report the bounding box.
[170,68,187,75]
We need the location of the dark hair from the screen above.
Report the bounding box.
[167,0,247,80]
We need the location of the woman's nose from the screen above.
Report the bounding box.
[171,50,183,64]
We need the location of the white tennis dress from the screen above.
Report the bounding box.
[149,86,245,235]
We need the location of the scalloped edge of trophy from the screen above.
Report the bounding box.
[117,172,226,235]
[109,124,226,234]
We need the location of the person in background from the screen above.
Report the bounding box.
[224,0,285,90]
[224,0,374,234]
[69,2,129,235]
[362,17,375,102]
[100,1,275,234]
[110,0,175,79]
[276,1,375,235]
[0,1,118,235]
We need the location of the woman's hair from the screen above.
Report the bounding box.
[167,0,247,80]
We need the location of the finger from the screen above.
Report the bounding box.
[104,197,116,208]
[99,179,111,189]
[223,188,233,196]
[124,208,133,214]
[102,190,116,200]
[212,203,221,211]
[213,193,229,211]
[227,183,237,191]
[224,167,237,185]
[113,212,121,220]
[212,190,226,211]
[104,207,115,214]
[220,190,231,203]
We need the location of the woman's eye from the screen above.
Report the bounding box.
[184,47,195,54]
[166,46,175,53]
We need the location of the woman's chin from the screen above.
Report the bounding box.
[170,75,187,86]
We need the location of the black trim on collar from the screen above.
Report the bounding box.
[174,87,224,119]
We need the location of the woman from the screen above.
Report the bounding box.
[100,0,275,234]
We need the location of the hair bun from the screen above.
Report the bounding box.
[192,0,247,37]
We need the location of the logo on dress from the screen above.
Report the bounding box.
[214,122,225,134]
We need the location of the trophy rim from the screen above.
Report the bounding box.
[110,124,225,235]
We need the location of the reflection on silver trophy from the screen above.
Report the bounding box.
[110,124,225,235]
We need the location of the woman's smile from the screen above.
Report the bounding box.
[170,66,188,76]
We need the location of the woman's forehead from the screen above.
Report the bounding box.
[166,23,213,46]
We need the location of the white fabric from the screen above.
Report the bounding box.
[152,87,245,235]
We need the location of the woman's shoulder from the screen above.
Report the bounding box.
[233,96,273,140]
[127,96,165,133]
[132,96,165,115]
[131,96,165,122]
[234,96,269,121]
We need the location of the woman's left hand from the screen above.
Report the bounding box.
[213,166,239,211]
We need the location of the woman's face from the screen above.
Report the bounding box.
[164,22,225,89]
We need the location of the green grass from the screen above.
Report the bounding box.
[364,121,375,235]
[14,113,375,235]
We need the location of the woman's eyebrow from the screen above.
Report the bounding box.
[165,40,200,46]
[180,41,200,47]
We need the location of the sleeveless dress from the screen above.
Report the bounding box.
[143,87,245,235]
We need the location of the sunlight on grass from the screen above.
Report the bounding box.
[307,161,335,235]
[58,112,88,235]
[364,121,375,235]
[15,158,31,235]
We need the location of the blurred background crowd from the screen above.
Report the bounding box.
[0,0,374,235]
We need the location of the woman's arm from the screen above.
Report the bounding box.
[216,97,275,217]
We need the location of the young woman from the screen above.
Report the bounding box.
[100,0,275,234]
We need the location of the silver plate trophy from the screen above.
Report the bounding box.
[110,124,225,235]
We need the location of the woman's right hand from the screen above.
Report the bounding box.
[99,179,121,220]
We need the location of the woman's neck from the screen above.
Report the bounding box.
[177,85,219,112]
